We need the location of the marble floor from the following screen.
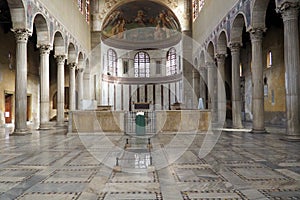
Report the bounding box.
[0,126,299,200]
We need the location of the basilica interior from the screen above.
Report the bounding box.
[0,0,300,199]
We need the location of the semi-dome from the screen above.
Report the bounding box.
[101,1,181,49]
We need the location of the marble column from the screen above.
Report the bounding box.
[250,28,266,133]
[199,64,207,109]
[216,53,227,124]
[192,68,200,108]
[206,60,217,122]
[230,43,243,128]
[55,55,66,127]
[39,45,51,130]
[83,72,91,99]
[69,63,76,111]
[13,29,31,135]
[279,3,300,136]
[77,68,84,110]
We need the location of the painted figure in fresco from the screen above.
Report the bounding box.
[134,10,146,26]
[102,10,123,31]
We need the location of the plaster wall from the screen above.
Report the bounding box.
[192,0,238,45]
[37,0,91,51]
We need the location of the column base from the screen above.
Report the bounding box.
[55,122,67,128]
[281,135,300,142]
[249,129,268,134]
[12,129,31,136]
[39,123,52,130]
[232,125,244,129]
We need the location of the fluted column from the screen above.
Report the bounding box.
[250,28,266,133]
[279,2,300,136]
[216,53,227,124]
[13,29,31,135]
[230,43,243,128]
[55,55,66,127]
[69,63,76,111]
[77,68,84,110]
[39,45,51,130]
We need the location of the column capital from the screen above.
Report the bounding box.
[249,28,265,42]
[229,42,241,53]
[55,55,66,65]
[68,62,76,69]
[12,29,31,43]
[78,68,84,73]
[277,2,299,22]
[215,53,227,61]
[39,45,51,55]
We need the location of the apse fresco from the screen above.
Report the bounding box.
[102,1,180,41]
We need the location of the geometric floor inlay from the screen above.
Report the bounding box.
[181,190,248,200]
[230,166,291,181]
[16,192,81,200]
[109,171,158,183]
[42,169,97,183]
[172,164,225,183]
[103,191,162,200]
[0,168,40,183]
[259,188,300,199]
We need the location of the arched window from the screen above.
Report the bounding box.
[267,50,272,68]
[107,49,117,76]
[134,52,150,77]
[85,0,90,23]
[166,48,177,76]
[77,0,83,13]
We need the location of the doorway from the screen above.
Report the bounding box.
[5,93,13,123]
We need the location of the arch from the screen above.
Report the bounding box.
[199,50,205,68]
[32,13,50,46]
[53,31,65,56]
[206,42,215,63]
[217,31,228,55]
[251,0,270,29]
[194,57,199,68]
[68,43,77,63]
[77,52,85,69]
[230,13,247,44]
[7,0,27,29]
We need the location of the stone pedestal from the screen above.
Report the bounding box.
[279,3,300,137]
[12,29,31,135]
[55,55,66,127]
[230,43,243,129]
[250,28,266,133]
[39,45,51,130]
